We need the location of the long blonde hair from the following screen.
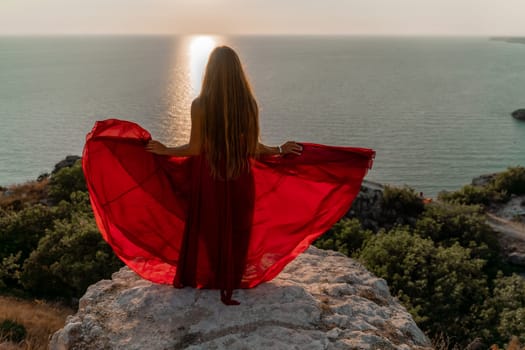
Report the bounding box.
[199,46,259,179]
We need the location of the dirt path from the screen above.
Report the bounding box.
[486,212,525,241]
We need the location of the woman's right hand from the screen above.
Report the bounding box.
[280,141,303,156]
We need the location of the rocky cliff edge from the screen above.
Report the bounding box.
[50,246,431,350]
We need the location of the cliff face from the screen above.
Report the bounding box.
[50,246,431,350]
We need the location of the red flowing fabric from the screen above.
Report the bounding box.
[82,119,375,302]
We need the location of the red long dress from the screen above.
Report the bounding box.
[82,119,375,304]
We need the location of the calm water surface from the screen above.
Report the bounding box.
[1,35,524,196]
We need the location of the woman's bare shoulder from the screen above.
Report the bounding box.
[192,97,204,110]
[191,97,205,119]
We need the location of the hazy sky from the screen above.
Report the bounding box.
[1,0,524,36]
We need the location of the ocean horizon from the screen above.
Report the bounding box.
[1,35,524,196]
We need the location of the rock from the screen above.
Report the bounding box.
[491,226,525,267]
[50,247,431,350]
[347,180,424,231]
[347,180,384,231]
[508,252,525,266]
[465,337,487,350]
[37,172,49,182]
[52,155,81,174]
[511,109,525,121]
[490,195,525,222]
[472,173,497,187]
[486,196,525,265]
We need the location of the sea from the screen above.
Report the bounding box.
[1,35,525,197]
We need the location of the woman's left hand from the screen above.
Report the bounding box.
[146,140,168,155]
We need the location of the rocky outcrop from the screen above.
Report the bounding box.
[486,194,525,267]
[49,247,431,350]
[52,155,81,174]
[511,109,525,121]
[347,180,384,231]
[471,173,497,187]
[346,180,424,231]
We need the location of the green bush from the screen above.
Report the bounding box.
[380,185,424,228]
[415,202,502,280]
[53,189,94,216]
[0,156,122,300]
[48,160,87,204]
[493,166,525,196]
[0,252,22,290]
[481,273,525,345]
[437,184,502,206]
[314,218,373,257]
[439,167,525,206]
[415,203,498,251]
[359,227,490,346]
[0,204,58,261]
[20,193,122,299]
[316,177,523,348]
[0,190,95,291]
[0,158,122,300]
[0,319,27,343]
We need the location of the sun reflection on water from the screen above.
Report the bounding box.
[189,36,217,95]
[161,35,222,145]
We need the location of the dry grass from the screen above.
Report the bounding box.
[431,332,462,350]
[433,333,525,350]
[0,295,74,350]
[490,336,525,350]
[0,180,49,210]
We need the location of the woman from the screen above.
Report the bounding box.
[82,46,374,305]
[145,47,303,165]
[147,46,303,304]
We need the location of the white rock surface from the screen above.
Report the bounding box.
[487,196,525,267]
[50,246,431,350]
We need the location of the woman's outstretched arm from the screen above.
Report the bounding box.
[146,99,202,156]
[257,141,303,156]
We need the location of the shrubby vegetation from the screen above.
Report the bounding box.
[47,162,87,204]
[0,160,122,302]
[493,166,525,196]
[359,228,490,341]
[0,319,27,343]
[314,218,373,257]
[19,192,121,298]
[482,273,525,345]
[378,185,424,229]
[438,166,525,206]
[2,158,524,348]
[315,171,525,349]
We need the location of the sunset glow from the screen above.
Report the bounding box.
[162,35,224,144]
[1,0,525,36]
[189,35,217,95]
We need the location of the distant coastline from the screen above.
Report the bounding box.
[491,36,525,44]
